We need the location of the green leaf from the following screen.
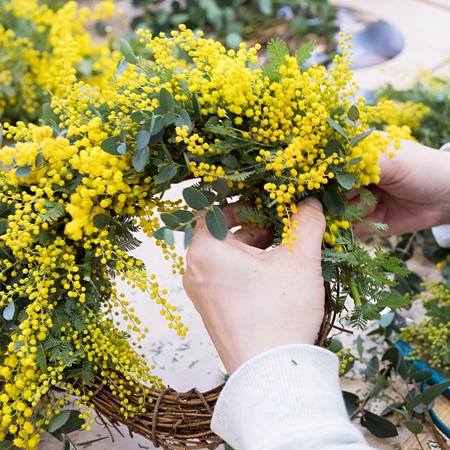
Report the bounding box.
[133,146,150,173]
[35,152,44,169]
[294,40,316,66]
[16,165,32,178]
[3,302,15,320]
[326,117,348,140]
[100,135,121,155]
[351,128,375,147]
[184,224,193,249]
[324,138,344,158]
[329,338,343,353]
[404,421,423,435]
[135,130,150,150]
[422,380,450,405]
[349,156,363,165]
[342,391,360,415]
[405,393,423,411]
[160,213,181,229]
[356,335,364,360]
[369,375,386,398]
[360,410,398,438]
[258,0,272,15]
[321,260,335,282]
[212,178,230,197]
[172,210,194,223]
[36,343,47,374]
[0,442,14,450]
[48,410,72,433]
[379,311,395,328]
[38,200,65,222]
[119,38,138,64]
[336,172,356,190]
[153,227,174,246]
[363,355,380,378]
[156,164,177,184]
[59,410,85,433]
[159,88,175,113]
[131,110,152,123]
[183,187,210,210]
[206,206,228,240]
[322,188,346,215]
[409,370,433,382]
[62,440,70,450]
[93,214,112,229]
[117,143,127,155]
[226,32,242,49]
[192,93,202,120]
[348,105,360,121]
[267,38,290,69]
[175,109,192,131]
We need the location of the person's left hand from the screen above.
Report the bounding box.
[182,198,326,375]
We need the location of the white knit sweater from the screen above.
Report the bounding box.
[212,345,376,450]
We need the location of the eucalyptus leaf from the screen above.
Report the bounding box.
[35,152,44,169]
[421,380,450,405]
[100,135,121,155]
[342,391,360,415]
[324,138,344,158]
[409,370,433,382]
[360,410,398,438]
[322,187,346,216]
[405,393,423,411]
[192,93,202,120]
[48,410,72,433]
[3,302,15,321]
[93,214,112,229]
[135,130,150,150]
[172,210,194,223]
[160,213,181,229]
[369,375,386,398]
[156,164,177,184]
[326,117,348,140]
[62,440,70,450]
[119,38,138,64]
[117,143,127,155]
[403,421,423,435]
[16,165,32,178]
[205,206,228,240]
[133,146,150,173]
[336,172,356,190]
[350,128,375,147]
[183,188,210,210]
[159,88,175,113]
[348,105,360,121]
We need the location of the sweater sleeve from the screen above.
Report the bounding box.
[211,344,375,450]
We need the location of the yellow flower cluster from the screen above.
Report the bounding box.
[0,25,413,448]
[0,0,117,123]
[400,282,450,370]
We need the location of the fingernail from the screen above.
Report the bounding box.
[299,197,323,212]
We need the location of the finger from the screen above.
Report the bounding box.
[233,224,273,249]
[220,201,253,228]
[274,197,326,260]
[353,204,389,238]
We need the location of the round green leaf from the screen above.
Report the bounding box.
[100,135,121,155]
[133,146,150,173]
[35,152,44,169]
[360,410,398,438]
[16,165,32,178]
[329,338,343,353]
[342,391,360,415]
[226,32,243,49]
[422,380,450,405]
[163,227,175,246]
[336,171,356,190]
[93,214,112,229]
[183,188,210,210]
[160,213,181,229]
[156,164,177,185]
[404,421,423,435]
[322,188,346,216]
[172,210,194,223]
[117,143,127,155]
[119,39,138,65]
[324,138,344,158]
[135,131,150,150]
[48,410,72,433]
[206,206,228,240]
[348,105,360,121]
[3,301,15,321]
[159,88,175,113]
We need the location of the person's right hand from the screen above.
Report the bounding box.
[351,140,450,238]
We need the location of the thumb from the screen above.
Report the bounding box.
[291,197,326,256]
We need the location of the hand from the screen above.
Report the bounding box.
[182,198,326,375]
[351,140,450,238]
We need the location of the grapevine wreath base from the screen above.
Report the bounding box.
[75,305,335,450]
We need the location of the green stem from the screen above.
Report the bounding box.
[348,277,361,307]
